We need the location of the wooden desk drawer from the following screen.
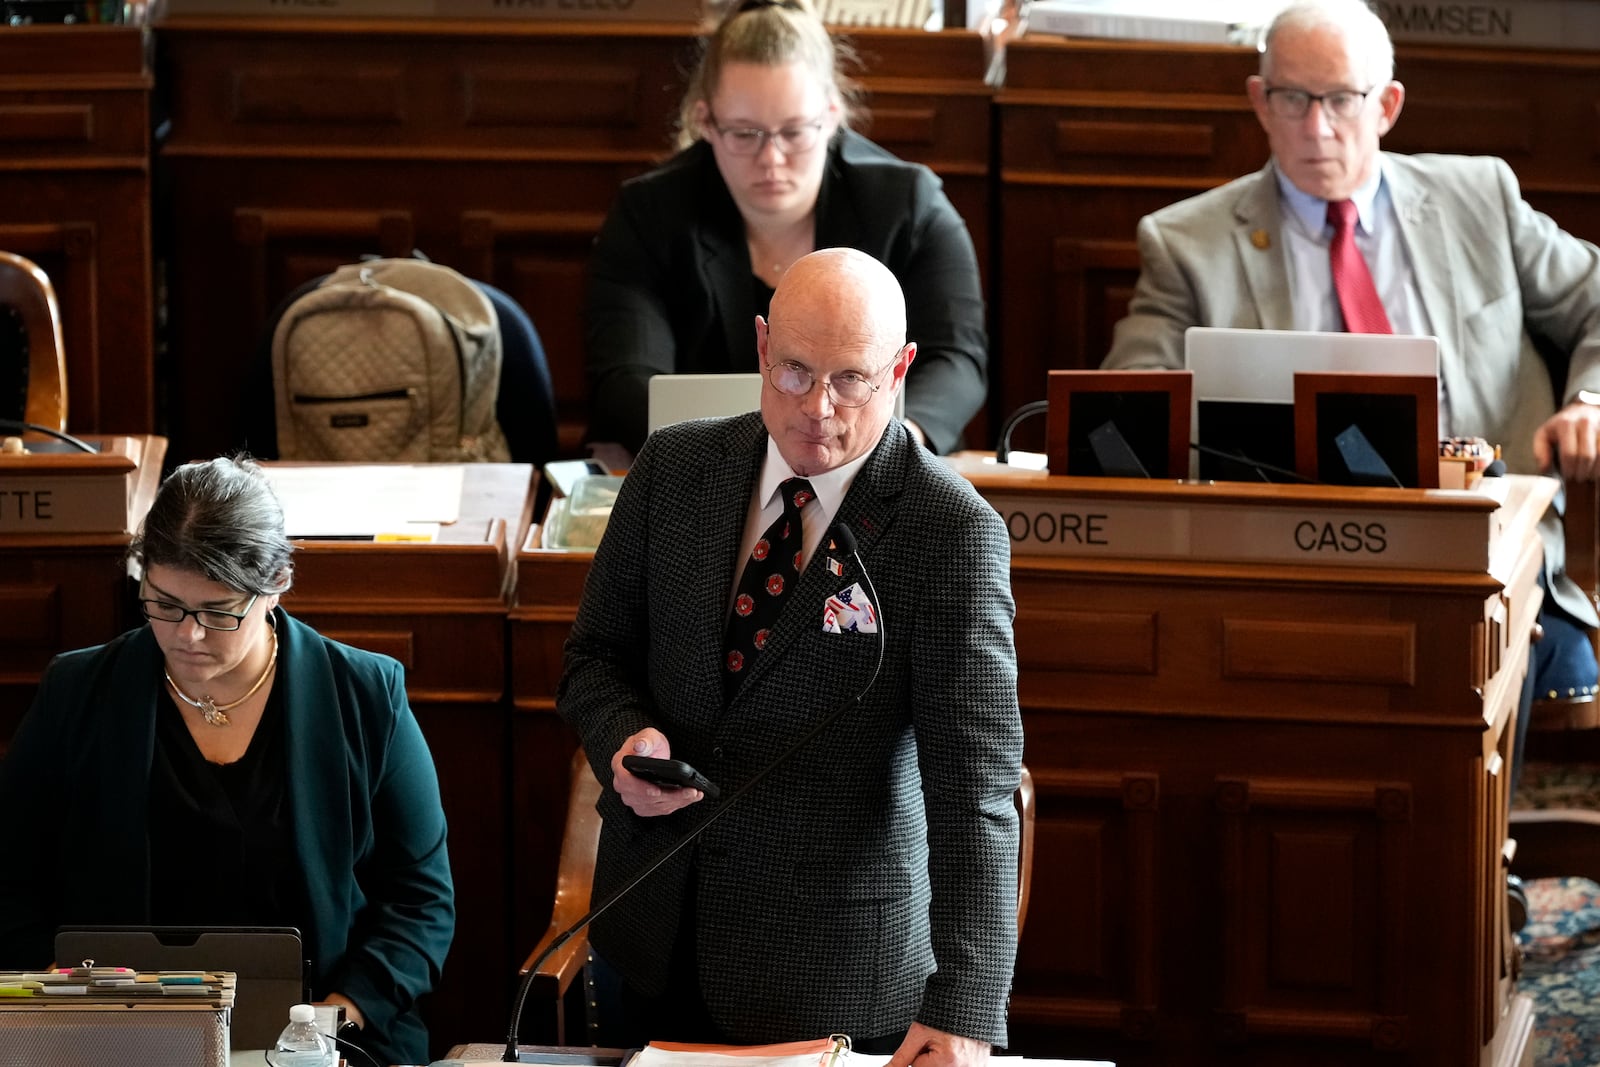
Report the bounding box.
[0,26,150,165]
[283,607,507,704]
[0,584,64,671]
[999,98,1264,182]
[0,549,133,683]
[0,90,149,163]
[159,24,696,152]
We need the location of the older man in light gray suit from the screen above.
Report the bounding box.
[560,248,1022,1067]
[1104,0,1600,707]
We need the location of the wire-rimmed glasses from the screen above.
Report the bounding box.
[763,352,900,408]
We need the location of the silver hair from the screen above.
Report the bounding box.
[1261,0,1395,87]
[129,455,294,596]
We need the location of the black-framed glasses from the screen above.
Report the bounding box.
[1263,85,1378,122]
[763,351,900,408]
[140,591,260,631]
[708,113,826,156]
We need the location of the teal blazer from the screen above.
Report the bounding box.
[0,609,455,1065]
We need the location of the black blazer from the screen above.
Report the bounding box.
[0,611,455,1066]
[559,413,1022,1045]
[585,130,989,455]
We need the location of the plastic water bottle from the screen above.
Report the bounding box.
[272,1003,334,1066]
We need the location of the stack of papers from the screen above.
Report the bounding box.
[1024,0,1285,44]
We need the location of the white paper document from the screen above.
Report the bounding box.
[262,464,464,540]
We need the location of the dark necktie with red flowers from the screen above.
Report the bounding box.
[724,477,814,696]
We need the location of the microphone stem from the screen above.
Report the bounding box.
[504,544,884,1062]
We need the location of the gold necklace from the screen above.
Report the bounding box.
[165,626,278,728]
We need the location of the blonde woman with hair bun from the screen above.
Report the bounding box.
[584,0,987,456]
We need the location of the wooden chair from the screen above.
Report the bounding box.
[518,752,1037,1046]
[0,251,67,432]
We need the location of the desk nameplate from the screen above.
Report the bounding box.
[0,437,155,536]
[980,482,1508,571]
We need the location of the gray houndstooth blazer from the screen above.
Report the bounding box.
[1105,152,1600,625]
[558,412,1023,1046]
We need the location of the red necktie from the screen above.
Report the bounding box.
[1327,199,1392,334]
[724,477,814,696]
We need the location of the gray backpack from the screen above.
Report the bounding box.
[271,258,511,462]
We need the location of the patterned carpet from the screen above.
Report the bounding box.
[1520,876,1600,1065]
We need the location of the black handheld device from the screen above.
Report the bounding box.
[621,755,722,799]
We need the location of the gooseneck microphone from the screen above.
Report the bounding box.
[1188,440,1317,484]
[0,419,98,454]
[502,523,884,1061]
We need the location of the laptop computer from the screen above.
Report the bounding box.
[1183,327,1439,482]
[646,371,907,436]
[55,926,304,1051]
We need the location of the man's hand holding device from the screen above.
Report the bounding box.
[612,729,716,815]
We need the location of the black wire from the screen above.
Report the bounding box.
[0,418,98,454]
[1188,440,1317,484]
[334,1029,385,1067]
[995,400,1049,464]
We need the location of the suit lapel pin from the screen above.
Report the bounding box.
[1250,229,1271,250]
[827,556,843,577]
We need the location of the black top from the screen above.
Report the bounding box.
[753,277,774,320]
[148,683,299,928]
[584,129,989,455]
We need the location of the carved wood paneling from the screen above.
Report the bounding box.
[1012,768,1160,1035]
[460,64,646,127]
[0,26,150,436]
[0,222,104,429]
[0,584,62,660]
[0,105,92,145]
[233,66,409,125]
[1215,776,1412,1049]
[460,209,608,453]
[1015,608,1157,675]
[1221,618,1417,686]
[232,205,417,323]
[1049,236,1142,398]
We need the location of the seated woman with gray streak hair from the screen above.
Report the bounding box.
[0,455,455,1067]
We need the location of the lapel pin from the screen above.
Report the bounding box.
[1250,229,1271,250]
[827,557,843,577]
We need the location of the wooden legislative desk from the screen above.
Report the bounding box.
[0,434,166,746]
[993,37,1600,444]
[514,464,1552,1067]
[0,26,155,438]
[153,18,992,463]
[509,526,594,976]
[269,461,537,1057]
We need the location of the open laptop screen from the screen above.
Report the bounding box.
[1183,327,1439,482]
[55,925,303,1051]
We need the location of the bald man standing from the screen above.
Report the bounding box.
[560,248,1022,1067]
